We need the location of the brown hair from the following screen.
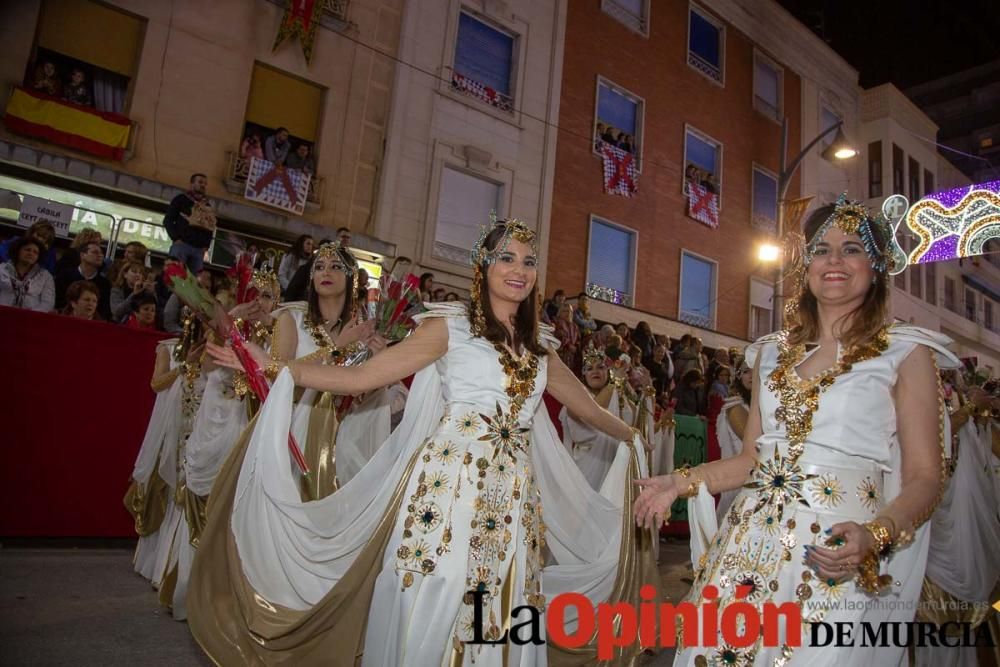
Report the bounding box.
[63,280,100,316]
[471,225,545,356]
[70,228,102,250]
[787,204,890,349]
[305,249,357,329]
[114,260,148,289]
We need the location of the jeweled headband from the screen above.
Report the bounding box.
[804,193,898,274]
[309,241,356,279]
[250,268,280,300]
[470,213,538,266]
[583,347,608,369]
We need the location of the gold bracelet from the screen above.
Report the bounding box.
[264,360,284,382]
[863,520,893,557]
[675,465,703,499]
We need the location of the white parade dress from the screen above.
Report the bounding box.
[714,396,749,524]
[170,366,249,620]
[278,303,394,491]
[560,381,634,491]
[127,338,182,581]
[914,417,1000,666]
[679,324,959,667]
[187,303,654,666]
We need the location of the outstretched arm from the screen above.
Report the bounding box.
[634,355,761,529]
[291,318,447,394]
[546,350,635,443]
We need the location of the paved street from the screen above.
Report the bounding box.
[0,539,694,666]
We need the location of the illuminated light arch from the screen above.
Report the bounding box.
[902,180,1000,267]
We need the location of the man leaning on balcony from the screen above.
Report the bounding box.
[163,173,216,272]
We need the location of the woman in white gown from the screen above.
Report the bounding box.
[194,219,660,666]
[636,198,960,666]
[914,385,1000,666]
[124,336,184,582]
[714,356,751,524]
[561,346,633,490]
[269,241,393,499]
[166,268,282,621]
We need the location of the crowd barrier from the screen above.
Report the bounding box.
[0,306,167,537]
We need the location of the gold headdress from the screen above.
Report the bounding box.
[583,346,608,369]
[468,214,539,337]
[250,267,280,302]
[783,194,898,327]
[309,240,359,297]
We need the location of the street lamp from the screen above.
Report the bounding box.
[770,117,857,332]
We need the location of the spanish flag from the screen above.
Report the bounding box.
[4,86,131,161]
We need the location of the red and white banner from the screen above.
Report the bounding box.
[244,157,311,215]
[686,181,719,228]
[600,142,638,197]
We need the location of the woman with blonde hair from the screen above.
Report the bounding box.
[111,260,154,322]
[637,197,961,666]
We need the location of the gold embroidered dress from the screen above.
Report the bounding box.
[188,303,657,666]
[677,324,959,667]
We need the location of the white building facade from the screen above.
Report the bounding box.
[373,0,566,296]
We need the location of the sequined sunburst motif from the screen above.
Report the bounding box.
[426,471,450,497]
[479,402,530,460]
[709,643,751,666]
[434,442,459,464]
[744,449,815,519]
[396,539,434,571]
[413,502,443,533]
[857,477,881,512]
[752,511,782,536]
[810,474,845,508]
[456,412,482,435]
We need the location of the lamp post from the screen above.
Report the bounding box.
[770,117,857,333]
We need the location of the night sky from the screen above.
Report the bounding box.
[777,0,1000,89]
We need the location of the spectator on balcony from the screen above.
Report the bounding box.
[600,124,617,145]
[337,227,352,248]
[62,280,101,320]
[444,292,460,302]
[432,287,446,303]
[595,123,607,150]
[278,234,314,292]
[125,293,159,331]
[684,165,701,193]
[54,228,103,275]
[32,61,61,97]
[62,68,92,107]
[573,292,598,337]
[111,260,154,323]
[0,237,55,312]
[240,133,264,161]
[357,268,370,310]
[285,143,316,175]
[107,241,149,285]
[674,368,707,418]
[0,221,57,273]
[620,134,635,153]
[264,127,291,166]
[164,173,215,273]
[632,320,655,362]
[553,302,580,369]
[647,344,674,397]
[419,272,434,302]
[543,289,565,322]
[55,241,111,320]
[701,172,719,194]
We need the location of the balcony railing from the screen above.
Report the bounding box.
[601,0,648,34]
[4,85,138,161]
[451,72,513,113]
[679,310,714,330]
[586,282,633,307]
[224,151,325,209]
[688,51,722,83]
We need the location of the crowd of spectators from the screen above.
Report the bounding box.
[594,122,636,154]
[540,289,741,423]
[240,126,316,175]
[31,60,93,107]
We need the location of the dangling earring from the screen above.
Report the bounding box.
[470,265,487,336]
